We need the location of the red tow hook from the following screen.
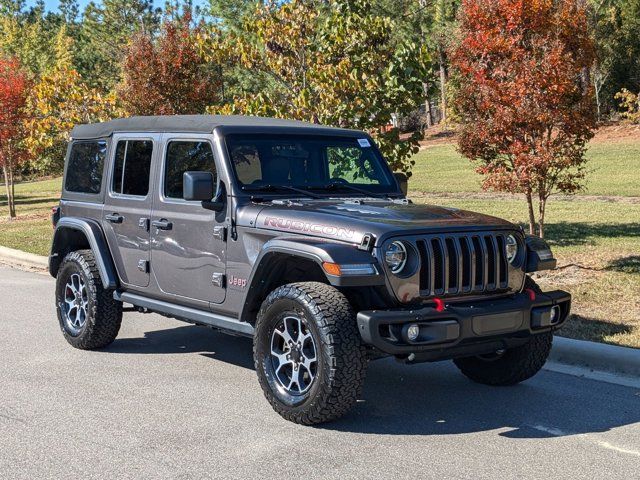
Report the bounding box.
[433,297,445,312]
[525,288,536,301]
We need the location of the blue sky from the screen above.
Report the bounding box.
[26,0,208,14]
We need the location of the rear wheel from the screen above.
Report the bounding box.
[254,282,367,424]
[55,250,122,349]
[453,277,552,385]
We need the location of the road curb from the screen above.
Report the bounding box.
[550,336,640,379]
[0,246,48,271]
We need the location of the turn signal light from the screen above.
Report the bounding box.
[322,262,342,276]
[322,263,377,276]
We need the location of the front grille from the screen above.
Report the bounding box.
[416,233,510,297]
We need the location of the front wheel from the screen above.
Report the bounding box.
[254,282,367,425]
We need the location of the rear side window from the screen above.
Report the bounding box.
[112,140,153,196]
[65,141,107,194]
[164,141,216,199]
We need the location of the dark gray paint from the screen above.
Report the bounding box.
[101,133,160,288]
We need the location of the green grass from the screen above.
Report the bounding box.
[0,177,61,256]
[410,141,640,197]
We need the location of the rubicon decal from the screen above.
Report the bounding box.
[264,216,355,239]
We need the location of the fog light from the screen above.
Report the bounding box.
[550,306,561,324]
[407,324,420,341]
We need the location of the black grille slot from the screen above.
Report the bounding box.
[445,238,458,293]
[416,240,430,293]
[484,236,496,287]
[459,237,471,292]
[472,236,484,289]
[431,238,445,294]
[496,235,508,285]
[416,232,512,298]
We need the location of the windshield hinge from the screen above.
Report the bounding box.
[359,233,376,252]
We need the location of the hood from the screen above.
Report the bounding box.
[243,199,517,244]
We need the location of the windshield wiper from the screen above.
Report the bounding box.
[314,182,390,199]
[242,184,323,199]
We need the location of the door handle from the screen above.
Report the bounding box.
[151,219,172,231]
[105,213,124,224]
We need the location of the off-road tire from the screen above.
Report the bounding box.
[453,277,552,386]
[55,249,122,349]
[254,282,367,425]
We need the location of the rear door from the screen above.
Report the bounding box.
[150,134,226,306]
[103,134,158,288]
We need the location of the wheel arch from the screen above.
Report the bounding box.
[49,217,118,290]
[239,237,384,324]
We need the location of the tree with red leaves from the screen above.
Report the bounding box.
[0,57,29,219]
[451,0,596,237]
[118,7,220,115]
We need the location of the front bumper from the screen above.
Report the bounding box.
[357,290,571,362]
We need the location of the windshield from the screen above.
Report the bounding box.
[225,134,398,195]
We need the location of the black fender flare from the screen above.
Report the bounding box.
[239,237,384,323]
[524,234,557,273]
[49,217,119,290]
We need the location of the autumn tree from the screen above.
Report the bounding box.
[0,56,29,219]
[25,27,118,175]
[76,0,160,91]
[451,0,596,237]
[204,0,428,175]
[118,8,221,115]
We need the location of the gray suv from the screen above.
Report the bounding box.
[50,115,570,424]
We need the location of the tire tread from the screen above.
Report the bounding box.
[254,282,366,425]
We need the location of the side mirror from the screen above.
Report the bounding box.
[184,171,214,201]
[183,171,224,212]
[394,172,408,196]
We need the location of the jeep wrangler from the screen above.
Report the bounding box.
[50,115,570,425]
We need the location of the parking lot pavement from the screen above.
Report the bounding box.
[1,265,639,479]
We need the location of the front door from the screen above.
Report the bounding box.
[103,135,158,288]
[150,135,226,305]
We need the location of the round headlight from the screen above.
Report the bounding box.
[506,234,519,264]
[385,241,407,274]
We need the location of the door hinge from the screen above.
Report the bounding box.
[138,217,150,231]
[213,225,227,241]
[137,259,149,273]
[211,272,225,288]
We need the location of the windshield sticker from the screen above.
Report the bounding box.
[358,138,371,148]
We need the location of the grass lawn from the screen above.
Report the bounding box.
[410,140,640,197]
[0,178,61,256]
[1,130,639,347]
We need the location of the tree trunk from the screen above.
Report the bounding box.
[538,196,547,239]
[2,161,16,219]
[438,46,447,124]
[422,82,434,128]
[526,191,536,236]
[594,80,601,123]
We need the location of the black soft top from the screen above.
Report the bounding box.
[70,115,355,139]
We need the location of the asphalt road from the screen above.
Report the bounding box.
[1,265,639,479]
